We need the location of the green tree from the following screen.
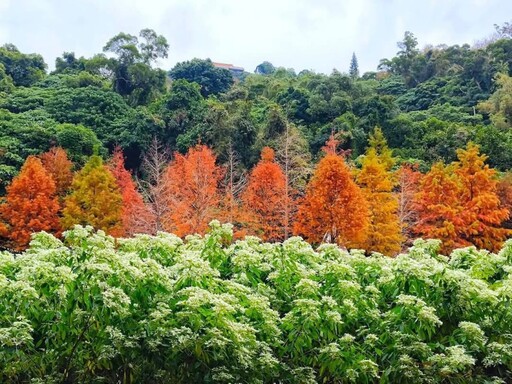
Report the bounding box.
[478,72,512,129]
[0,44,46,86]
[255,61,276,75]
[169,58,234,97]
[103,29,169,105]
[349,52,359,78]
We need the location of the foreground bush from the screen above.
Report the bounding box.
[1,222,512,383]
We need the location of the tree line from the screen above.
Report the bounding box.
[0,129,509,255]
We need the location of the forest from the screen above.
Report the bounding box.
[1,20,512,383]
[1,25,512,254]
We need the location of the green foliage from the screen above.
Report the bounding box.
[1,223,512,383]
[55,124,104,165]
[169,58,234,97]
[1,25,512,187]
[0,44,46,87]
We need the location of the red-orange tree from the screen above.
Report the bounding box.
[108,147,150,236]
[242,147,290,241]
[397,163,422,247]
[0,156,61,250]
[414,162,467,253]
[356,129,402,255]
[454,143,509,252]
[294,136,369,248]
[40,147,73,198]
[164,144,223,237]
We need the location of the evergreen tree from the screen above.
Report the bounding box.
[349,52,359,78]
[62,155,123,235]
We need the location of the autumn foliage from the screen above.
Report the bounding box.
[414,143,509,253]
[40,147,73,198]
[0,156,60,250]
[294,136,369,247]
[454,143,509,251]
[397,163,422,247]
[108,147,150,236]
[242,147,290,241]
[61,155,123,235]
[413,162,465,253]
[356,129,402,255]
[164,144,223,237]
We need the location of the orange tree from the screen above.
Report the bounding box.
[164,144,223,237]
[61,155,123,235]
[242,147,290,241]
[108,147,150,236]
[40,147,73,199]
[414,162,467,253]
[0,156,61,250]
[454,143,509,252]
[397,163,422,248]
[356,128,402,255]
[294,135,369,248]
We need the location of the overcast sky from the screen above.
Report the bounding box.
[0,0,510,74]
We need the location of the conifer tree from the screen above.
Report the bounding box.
[397,163,422,247]
[108,147,150,236]
[242,147,290,241]
[294,135,369,248]
[40,147,73,198]
[0,156,60,250]
[219,144,248,238]
[356,128,402,255]
[62,155,123,235]
[138,138,171,234]
[454,143,509,251]
[414,162,467,253]
[349,52,359,78]
[164,144,223,237]
[274,123,312,238]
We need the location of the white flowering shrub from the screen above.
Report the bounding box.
[0,224,512,383]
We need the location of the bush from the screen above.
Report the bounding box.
[1,222,512,383]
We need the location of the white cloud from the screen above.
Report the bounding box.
[0,0,510,74]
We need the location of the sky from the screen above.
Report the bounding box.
[0,0,510,74]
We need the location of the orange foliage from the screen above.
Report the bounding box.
[108,147,151,236]
[0,156,61,251]
[356,146,402,255]
[294,142,369,248]
[241,147,290,241]
[454,143,509,252]
[164,144,223,237]
[413,162,467,253]
[397,163,422,247]
[40,147,73,198]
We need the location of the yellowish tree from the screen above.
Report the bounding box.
[62,155,123,235]
[356,128,402,255]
